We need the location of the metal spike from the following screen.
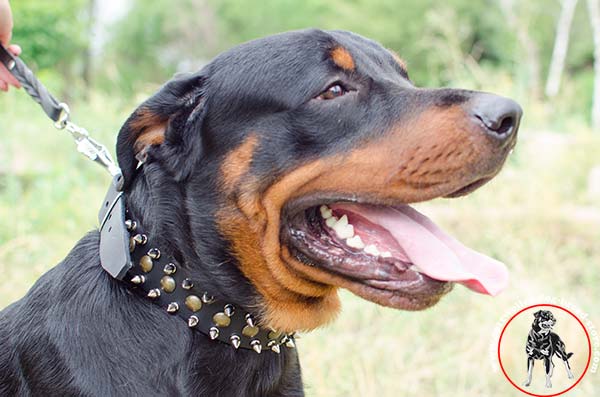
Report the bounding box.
[285,338,296,349]
[147,288,161,298]
[148,248,161,259]
[182,278,193,290]
[133,234,147,245]
[251,340,262,354]
[130,275,145,285]
[230,334,241,349]
[271,344,281,354]
[188,315,199,327]
[202,292,215,304]
[166,302,179,313]
[163,263,177,275]
[224,304,235,317]
[125,219,137,231]
[209,327,219,340]
[245,313,255,328]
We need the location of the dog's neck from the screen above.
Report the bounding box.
[109,165,295,354]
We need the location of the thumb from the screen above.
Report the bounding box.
[0,1,13,46]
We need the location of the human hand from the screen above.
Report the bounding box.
[0,0,21,91]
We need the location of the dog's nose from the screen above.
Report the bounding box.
[470,94,522,141]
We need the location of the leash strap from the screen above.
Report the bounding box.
[0,44,122,179]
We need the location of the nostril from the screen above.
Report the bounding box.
[495,116,514,135]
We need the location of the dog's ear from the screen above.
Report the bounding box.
[116,72,207,189]
[533,310,542,318]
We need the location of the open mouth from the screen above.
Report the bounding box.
[281,195,509,310]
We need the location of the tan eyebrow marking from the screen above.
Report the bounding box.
[388,49,408,72]
[330,46,355,71]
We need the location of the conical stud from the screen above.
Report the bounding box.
[130,275,145,285]
[224,304,235,317]
[163,263,177,275]
[285,338,296,349]
[230,334,241,349]
[125,219,137,231]
[166,302,179,313]
[132,234,147,245]
[188,315,199,327]
[269,342,281,354]
[148,248,160,259]
[182,278,193,290]
[251,340,262,354]
[245,313,255,328]
[201,292,214,304]
[147,288,160,299]
[209,327,219,340]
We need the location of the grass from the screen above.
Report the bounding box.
[1,91,599,396]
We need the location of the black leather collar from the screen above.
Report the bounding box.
[98,178,295,354]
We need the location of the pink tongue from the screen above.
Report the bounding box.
[332,204,509,296]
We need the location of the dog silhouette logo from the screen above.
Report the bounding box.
[522,310,574,388]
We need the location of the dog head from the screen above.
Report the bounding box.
[115,29,521,332]
[533,310,556,334]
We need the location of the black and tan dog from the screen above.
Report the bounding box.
[523,310,574,388]
[0,29,521,396]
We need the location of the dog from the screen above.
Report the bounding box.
[0,29,521,396]
[523,310,574,388]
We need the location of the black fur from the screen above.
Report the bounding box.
[1,29,509,396]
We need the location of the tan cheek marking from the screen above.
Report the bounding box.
[220,134,259,192]
[331,46,355,71]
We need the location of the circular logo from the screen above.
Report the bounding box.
[497,304,591,396]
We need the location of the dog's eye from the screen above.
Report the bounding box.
[317,83,347,100]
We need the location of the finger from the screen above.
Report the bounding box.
[0,80,8,92]
[8,44,21,56]
[0,63,20,88]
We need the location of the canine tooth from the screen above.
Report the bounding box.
[364,244,380,256]
[346,235,365,249]
[381,251,392,258]
[336,214,349,227]
[319,205,333,219]
[325,216,338,228]
[332,215,354,239]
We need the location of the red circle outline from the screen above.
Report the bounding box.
[497,303,592,396]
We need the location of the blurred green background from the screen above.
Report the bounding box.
[1,0,599,396]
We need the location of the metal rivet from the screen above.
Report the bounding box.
[188,315,199,327]
[130,275,145,285]
[147,288,160,299]
[213,312,231,327]
[242,325,259,338]
[160,276,176,293]
[285,338,296,349]
[125,219,137,231]
[133,234,147,245]
[267,341,281,354]
[129,238,136,253]
[245,313,255,328]
[163,263,177,275]
[224,304,235,317]
[268,330,282,340]
[209,327,219,340]
[139,255,153,273]
[202,292,215,304]
[182,278,193,290]
[251,340,262,354]
[166,302,179,313]
[230,334,241,349]
[148,248,160,259]
[185,295,202,312]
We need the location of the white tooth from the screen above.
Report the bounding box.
[364,244,380,256]
[325,216,338,228]
[409,264,421,273]
[333,222,354,239]
[380,251,392,258]
[336,215,349,227]
[346,235,365,249]
[319,205,333,219]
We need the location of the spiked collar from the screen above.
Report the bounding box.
[97,177,295,354]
